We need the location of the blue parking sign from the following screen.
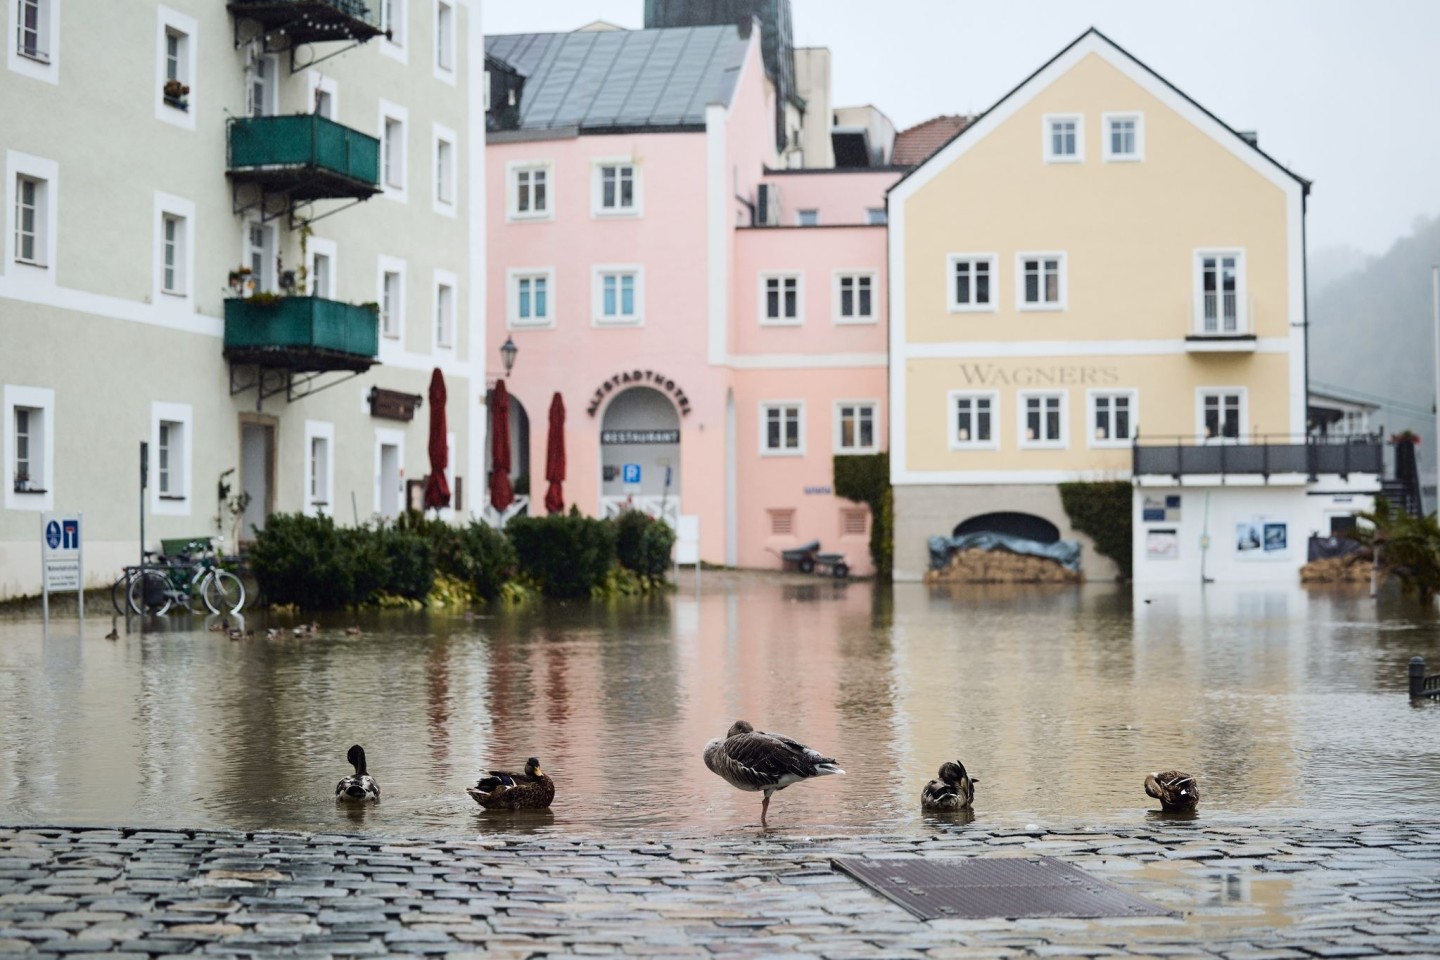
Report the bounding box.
[622,464,641,484]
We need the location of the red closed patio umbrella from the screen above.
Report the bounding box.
[423,368,451,511]
[489,379,514,512]
[544,392,566,515]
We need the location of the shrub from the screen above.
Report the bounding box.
[834,453,892,580]
[506,513,616,598]
[401,514,517,602]
[248,513,356,609]
[1058,481,1132,580]
[613,510,676,579]
[374,523,433,601]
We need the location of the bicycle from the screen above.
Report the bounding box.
[115,538,246,615]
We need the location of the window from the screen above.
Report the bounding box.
[310,244,334,298]
[311,74,336,118]
[594,267,641,325]
[866,207,887,225]
[434,0,453,74]
[835,273,875,323]
[1020,391,1067,448]
[5,385,54,510]
[1200,389,1244,442]
[161,213,184,294]
[383,117,405,190]
[1017,253,1066,310]
[796,209,818,226]
[768,508,795,536]
[949,391,997,449]
[434,129,455,211]
[155,9,196,127]
[14,406,37,489]
[157,420,183,497]
[310,437,328,503]
[381,0,406,55]
[435,278,454,348]
[1089,390,1137,447]
[1195,250,1245,334]
[14,174,43,265]
[10,0,56,81]
[948,254,995,312]
[246,53,275,118]
[761,402,804,455]
[245,220,276,291]
[380,268,402,338]
[7,154,56,278]
[760,273,802,325]
[841,507,868,537]
[1044,114,1083,162]
[306,420,334,515]
[594,161,639,215]
[150,402,191,515]
[509,163,550,220]
[835,401,877,454]
[509,269,553,328]
[1103,112,1144,162]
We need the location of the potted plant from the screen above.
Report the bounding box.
[228,265,253,297]
[163,79,190,109]
[13,469,29,493]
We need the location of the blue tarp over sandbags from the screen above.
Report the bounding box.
[928,532,1082,571]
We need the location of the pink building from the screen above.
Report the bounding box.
[485,20,896,575]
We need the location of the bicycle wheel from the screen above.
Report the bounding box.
[127,569,173,615]
[111,573,131,614]
[202,570,246,614]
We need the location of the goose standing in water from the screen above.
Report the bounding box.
[920,760,976,811]
[335,744,380,802]
[1144,770,1198,812]
[467,757,554,810]
[703,720,844,827]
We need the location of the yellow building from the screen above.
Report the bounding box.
[887,29,1379,585]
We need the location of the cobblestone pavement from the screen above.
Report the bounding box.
[3,820,1440,958]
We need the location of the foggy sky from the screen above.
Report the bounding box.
[481,0,1440,259]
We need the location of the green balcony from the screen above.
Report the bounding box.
[224,296,379,372]
[227,114,380,202]
[227,0,383,47]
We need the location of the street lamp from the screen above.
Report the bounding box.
[500,336,518,378]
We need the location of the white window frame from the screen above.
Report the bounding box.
[1043,113,1083,163]
[1193,248,1248,335]
[245,51,278,118]
[149,401,192,516]
[507,160,552,221]
[380,0,407,62]
[507,267,555,329]
[833,400,879,455]
[242,218,277,293]
[6,150,58,286]
[306,234,337,299]
[1016,251,1067,311]
[432,123,457,216]
[307,71,338,118]
[795,209,818,226]
[153,191,194,307]
[1087,388,1138,448]
[1018,390,1068,449]
[759,401,805,456]
[304,419,335,516]
[433,0,455,81]
[379,100,408,201]
[865,207,887,225]
[948,253,998,313]
[758,271,803,327]
[433,269,457,350]
[1197,387,1247,444]
[948,390,999,451]
[591,158,642,218]
[376,255,406,342]
[1102,111,1144,162]
[154,6,196,130]
[4,385,54,511]
[592,264,643,327]
[8,0,59,84]
[833,271,877,325]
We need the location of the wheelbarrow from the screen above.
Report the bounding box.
[813,551,850,579]
[772,540,821,573]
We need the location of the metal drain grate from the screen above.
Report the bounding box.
[831,855,1175,921]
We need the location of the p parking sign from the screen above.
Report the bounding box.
[622,463,642,484]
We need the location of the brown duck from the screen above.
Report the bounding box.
[1144,770,1199,812]
[467,757,554,810]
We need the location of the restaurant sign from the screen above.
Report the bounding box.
[602,430,680,445]
[587,370,693,417]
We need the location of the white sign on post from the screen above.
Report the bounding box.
[41,512,84,627]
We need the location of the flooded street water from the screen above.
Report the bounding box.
[1,575,1438,837]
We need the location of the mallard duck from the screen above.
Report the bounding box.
[104,623,119,641]
[466,757,554,809]
[1144,770,1198,812]
[921,760,976,811]
[335,744,380,802]
[266,628,281,639]
[703,720,844,827]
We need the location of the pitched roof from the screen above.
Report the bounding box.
[892,115,972,168]
[485,25,751,133]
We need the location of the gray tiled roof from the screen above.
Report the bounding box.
[486,25,749,132]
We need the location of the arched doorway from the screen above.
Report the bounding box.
[954,511,1060,544]
[483,390,530,512]
[599,386,680,526]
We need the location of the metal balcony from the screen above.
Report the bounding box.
[1133,435,1383,481]
[228,0,383,49]
[224,295,379,372]
[227,115,380,203]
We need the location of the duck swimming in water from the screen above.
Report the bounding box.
[466,757,554,810]
[335,744,380,802]
[703,720,844,827]
[1144,770,1198,812]
[921,760,976,811]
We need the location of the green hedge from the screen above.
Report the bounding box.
[834,453,892,580]
[401,514,516,601]
[1058,481,1132,580]
[248,513,357,609]
[614,509,677,578]
[506,513,618,599]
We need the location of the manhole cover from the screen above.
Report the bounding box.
[831,856,1175,921]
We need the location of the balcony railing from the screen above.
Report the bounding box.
[224,296,379,372]
[227,114,380,201]
[227,0,383,47]
[1186,292,1257,350]
[1133,434,1383,480]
